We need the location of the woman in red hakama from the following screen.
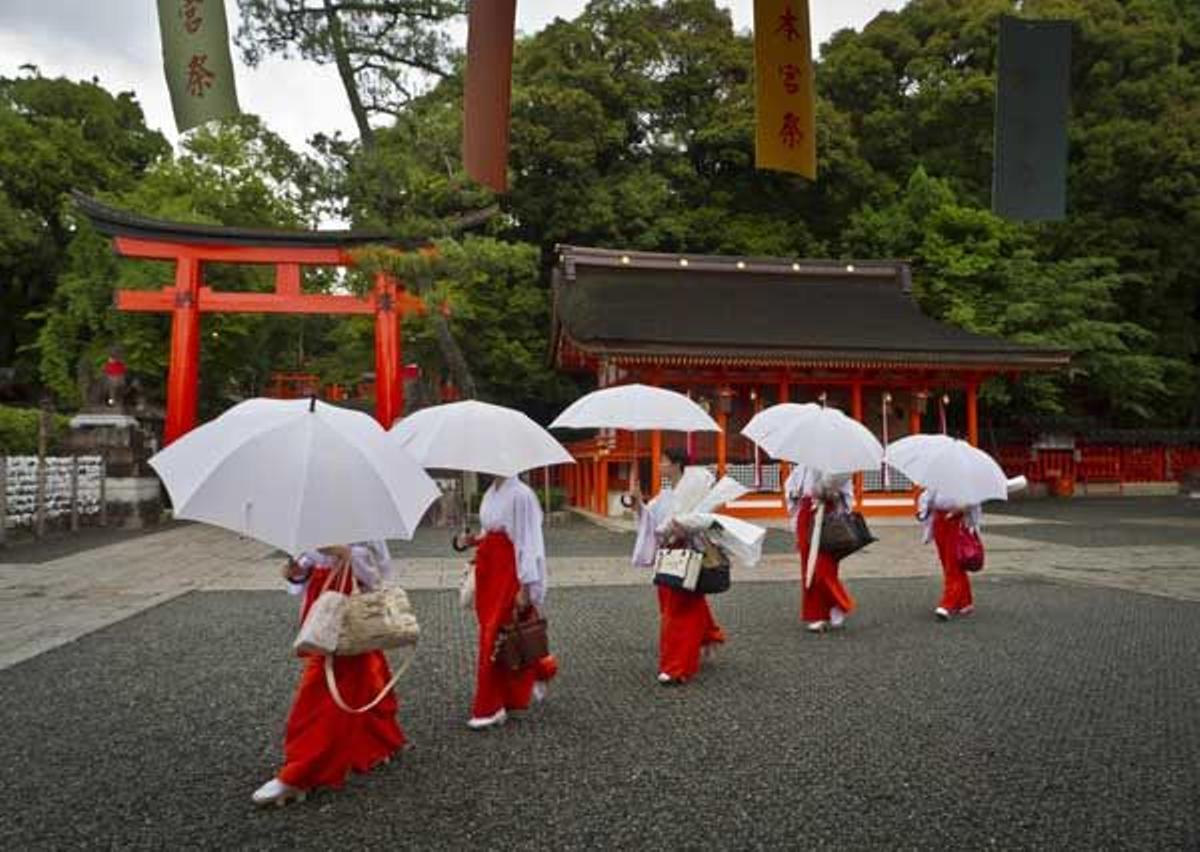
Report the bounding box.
[632,449,726,684]
[464,476,558,730]
[252,543,405,806]
[919,490,981,620]
[786,466,856,633]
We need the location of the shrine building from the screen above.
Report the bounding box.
[550,245,1070,518]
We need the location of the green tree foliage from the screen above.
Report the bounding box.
[845,168,1187,421]
[505,0,844,256]
[818,0,1200,424]
[0,72,169,383]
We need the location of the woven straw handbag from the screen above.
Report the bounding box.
[292,565,421,715]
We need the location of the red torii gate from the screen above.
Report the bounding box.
[75,193,424,445]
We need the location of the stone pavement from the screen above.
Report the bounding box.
[2,499,1199,670]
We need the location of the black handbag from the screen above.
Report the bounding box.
[819,511,876,560]
[695,539,731,595]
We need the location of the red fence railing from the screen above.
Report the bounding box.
[993,443,1198,484]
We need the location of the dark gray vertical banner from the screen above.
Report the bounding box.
[993,16,1072,221]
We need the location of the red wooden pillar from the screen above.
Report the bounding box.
[163,256,201,446]
[851,379,864,508]
[650,429,662,498]
[908,389,925,505]
[778,374,791,494]
[648,368,663,497]
[966,379,980,447]
[598,455,609,516]
[715,384,731,479]
[716,408,728,479]
[374,272,403,428]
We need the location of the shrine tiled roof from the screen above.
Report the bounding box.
[72,192,413,249]
[551,246,1070,371]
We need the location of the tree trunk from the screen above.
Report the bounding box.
[323,0,375,149]
[430,310,477,399]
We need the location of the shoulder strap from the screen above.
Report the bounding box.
[324,648,416,715]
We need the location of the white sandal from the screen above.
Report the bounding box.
[252,778,306,807]
[467,707,508,730]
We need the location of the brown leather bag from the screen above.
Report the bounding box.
[492,606,549,671]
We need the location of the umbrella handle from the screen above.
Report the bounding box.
[452,528,476,552]
[620,494,635,509]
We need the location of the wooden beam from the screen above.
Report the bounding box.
[113,236,353,266]
[115,286,425,316]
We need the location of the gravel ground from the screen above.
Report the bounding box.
[2,576,1198,849]
[991,496,1200,548]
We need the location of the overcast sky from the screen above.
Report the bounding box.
[0,1,904,152]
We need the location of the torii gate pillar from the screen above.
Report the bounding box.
[166,257,202,444]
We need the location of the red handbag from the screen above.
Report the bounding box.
[955,525,985,573]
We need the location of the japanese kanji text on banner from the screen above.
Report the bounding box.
[754,0,816,179]
[157,0,241,133]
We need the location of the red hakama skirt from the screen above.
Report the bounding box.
[656,585,726,681]
[796,497,856,623]
[932,510,975,612]
[472,531,557,718]
[277,567,406,791]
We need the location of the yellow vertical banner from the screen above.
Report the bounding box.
[754,0,816,179]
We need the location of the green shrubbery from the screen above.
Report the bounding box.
[0,405,70,454]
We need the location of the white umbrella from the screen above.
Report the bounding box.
[550,383,720,495]
[391,400,574,477]
[885,434,1008,505]
[149,398,440,555]
[742,402,883,474]
[549,384,720,432]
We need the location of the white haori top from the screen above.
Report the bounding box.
[916,489,981,544]
[632,466,766,571]
[288,540,393,595]
[784,465,854,519]
[479,475,547,606]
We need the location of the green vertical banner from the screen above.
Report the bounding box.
[992,16,1072,221]
[157,0,241,133]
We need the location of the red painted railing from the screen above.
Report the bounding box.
[994,443,1198,484]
